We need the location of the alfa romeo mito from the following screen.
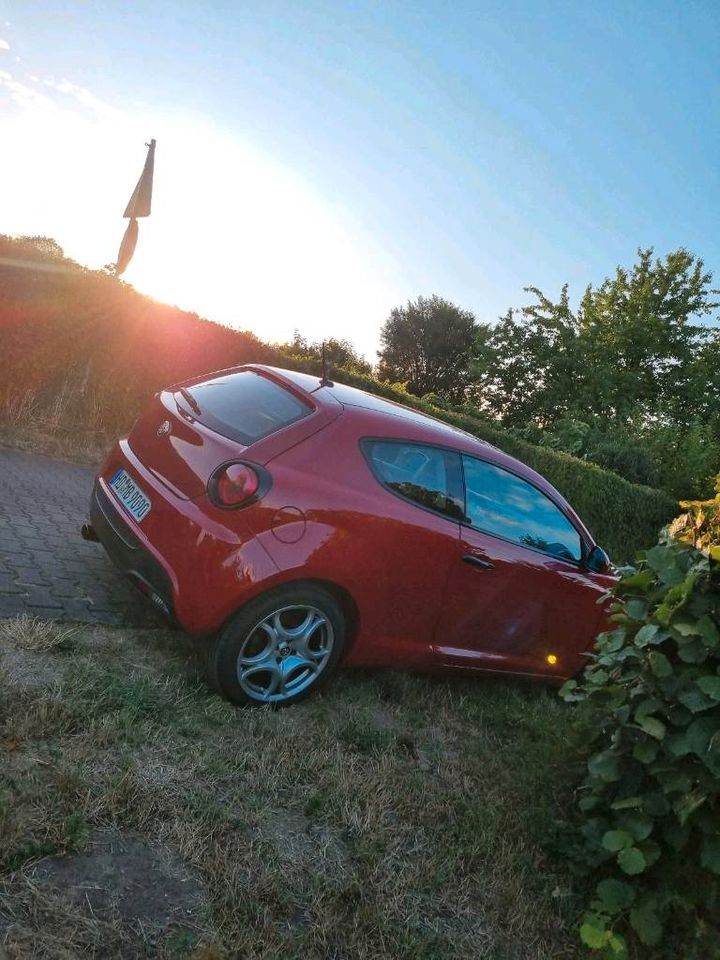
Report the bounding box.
[86,365,614,705]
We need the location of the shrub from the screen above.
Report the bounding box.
[585,431,659,489]
[560,481,720,958]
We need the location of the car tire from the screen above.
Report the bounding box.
[206,584,346,706]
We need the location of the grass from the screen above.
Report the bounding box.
[0,616,79,652]
[0,388,113,465]
[0,419,112,466]
[0,618,593,959]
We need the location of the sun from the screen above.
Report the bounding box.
[0,84,399,359]
[125,125,392,356]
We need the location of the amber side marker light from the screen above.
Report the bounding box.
[546,654,558,666]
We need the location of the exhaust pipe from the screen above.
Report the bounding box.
[81,523,99,542]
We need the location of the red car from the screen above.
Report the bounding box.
[87,364,614,705]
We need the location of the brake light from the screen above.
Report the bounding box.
[210,462,261,508]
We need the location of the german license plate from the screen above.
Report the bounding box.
[109,468,152,522]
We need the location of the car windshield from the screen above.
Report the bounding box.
[179,371,311,445]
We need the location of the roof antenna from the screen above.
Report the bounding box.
[319,341,334,387]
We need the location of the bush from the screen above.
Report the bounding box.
[585,432,659,489]
[560,482,720,958]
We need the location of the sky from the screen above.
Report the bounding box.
[0,1,718,359]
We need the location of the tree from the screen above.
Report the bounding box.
[470,249,720,497]
[377,295,481,402]
[472,249,719,427]
[281,332,372,375]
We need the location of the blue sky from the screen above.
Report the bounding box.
[1,0,718,357]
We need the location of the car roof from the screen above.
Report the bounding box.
[247,365,591,537]
[256,364,493,448]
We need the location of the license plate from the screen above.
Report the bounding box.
[109,468,152,522]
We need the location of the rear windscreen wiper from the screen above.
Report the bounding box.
[178,387,202,416]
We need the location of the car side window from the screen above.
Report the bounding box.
[462,455,582,562]
[364,441,464,521]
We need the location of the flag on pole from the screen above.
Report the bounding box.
[116,138,156,276]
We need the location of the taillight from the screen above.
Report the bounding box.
[209,461,265,508]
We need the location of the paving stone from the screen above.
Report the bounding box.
[0,593,29,617]
[58,598,95,620]
[0,448,163,627]
[0,574,23,593]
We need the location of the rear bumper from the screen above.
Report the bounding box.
[90,440,281,635]
[90,480,176,621]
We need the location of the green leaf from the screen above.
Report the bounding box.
[589,668,609,685]
[677,687,715,714]
[648,651,672,678]
[701,837,720,875]
[697,676,720,700]
[674,790,707,825]
[601,630,626,653]
[635,623,667,647]
[635,698,662,720]
[618,813,653,842]
[655,768,692,794]
[618,569,655,591]
[645,546,685,586]
[629,904,663,946]
[602,830,633,852]
[685,716,719,758]
[580,920,610,949]
[633,740,659,764]
[643,792,671,817]
[697,616,720,648]
[637,838,661,867]
[588,751,621,782]
[596,878,635,913]
[677,639,708,664]
[656,574,697,625]
[607,932,629,959]
[625,598,648,621]
[617,846,647,875]
[638,716,666,740]
[611,796,643,810]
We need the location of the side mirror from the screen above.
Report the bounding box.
[586,544,612,574]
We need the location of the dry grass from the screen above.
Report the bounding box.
[0,616,79,653]
[0,618,591,959]
[0,382,114,465]
[0,421,111,466]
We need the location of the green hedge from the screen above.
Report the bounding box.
[280,360,676,563]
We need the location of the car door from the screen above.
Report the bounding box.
[360,438,465,666]
[435,454,613,679]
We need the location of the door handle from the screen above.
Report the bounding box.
[462,554,494,570]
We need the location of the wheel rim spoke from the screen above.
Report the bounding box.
[236,604,334,702]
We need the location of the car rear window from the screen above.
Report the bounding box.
[180,371,311,445]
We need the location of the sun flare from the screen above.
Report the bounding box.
[0,77,398,358]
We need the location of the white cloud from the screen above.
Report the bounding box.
[43,76,120,119]
[0,37,10,51]
[0,69,57,110]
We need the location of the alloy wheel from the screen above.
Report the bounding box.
[236,604,334,703]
